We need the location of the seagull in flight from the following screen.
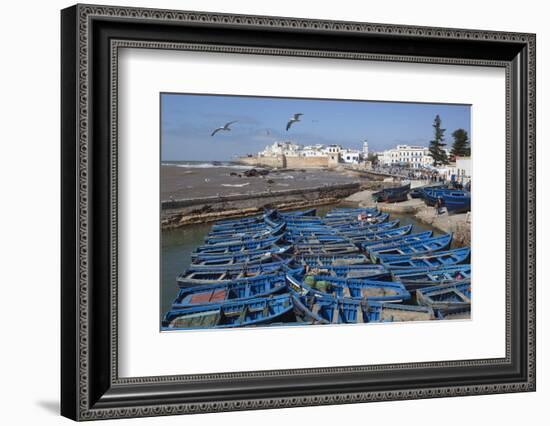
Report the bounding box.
[286,113,303,131]
[211,120,238,136]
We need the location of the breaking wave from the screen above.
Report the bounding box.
[161,161,256,170]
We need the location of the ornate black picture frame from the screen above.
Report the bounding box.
[61,4,536,421]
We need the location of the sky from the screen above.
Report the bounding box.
[161,93,471,162]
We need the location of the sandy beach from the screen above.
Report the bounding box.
[161,163,360,201]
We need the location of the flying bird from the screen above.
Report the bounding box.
[286,113,303,131]
[211,120,238,136]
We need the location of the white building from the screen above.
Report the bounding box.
[259,141,303,157]
[300,144,325,157]
[341,149,361,164]
[256,141,364,164]
[322,144,343,156]
[455,157,472,180]
[378,145,432,168]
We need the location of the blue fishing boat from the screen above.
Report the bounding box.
[204,223,286,244]
[416,281,471,314]
[297,254,369,266]
[182,258,302,280]
[213,214,263,227]
[409,188,424,199]
[292,294,368,324]
[287,234,349,244]
[358,228,429,249]
[372,182,411,203]
[195,238,280,254]
[440,192,471,214]
[172,273,288,307]
[325,207,379,218]
[283,219,324,228]
[278,208,317,217]
[423,188,469,211]
[327,217,397,233]
[195,234,283,251]
[347,224,413,242]
[288,275,410,303]
[209,220,271,234]
[369,233,453,263]
[294,243,359,256]
[162,294,295,329]
[309,264,390,280]
[391,265,471,290]
[190,252,277,269]
[323,212,390,226]
[380,247,470,269]
[191,245,291,261]
[367,302,434,322]
[177,270,267,288]
[187,255,291,272]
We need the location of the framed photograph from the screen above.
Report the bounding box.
[61,4,536,421]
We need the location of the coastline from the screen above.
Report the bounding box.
[160,164,389,229]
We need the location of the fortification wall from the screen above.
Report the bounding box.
[237,155,329,169]
[285,156,328,168]
[237,155,285,168]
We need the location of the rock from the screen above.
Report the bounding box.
[243,168,269,177]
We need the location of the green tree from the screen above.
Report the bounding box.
[450,128,470,159]
[367,153,378,165]
[428,115,448,166]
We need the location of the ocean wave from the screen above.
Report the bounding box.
[161,162,256,170]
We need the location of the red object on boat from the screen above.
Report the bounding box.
[190,289,227,304]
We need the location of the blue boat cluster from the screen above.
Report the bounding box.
[412,185,471,214]
[162,207,471,330]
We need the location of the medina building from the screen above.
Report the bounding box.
[377,145,432,168]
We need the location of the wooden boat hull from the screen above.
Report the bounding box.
[372,183,411,203]
[380,247,471,269]
[288,275,410,303]
[195,234,283,251]
[391,265,471,290]
[441,194,471,214]
[204,223,286,244]
[369,233,453,263]
[367,302,434,322]
[183,259,303,278]
[162,294,295,329]
[172,273,288,307]
[416,281,471,315]
[292,294,369,324]
[191,245,291,261]
[297,254,369,266]
[295,243,359,256]
[360,229,431,251]
[308,264,391,280]
[279,208,317,217]
[190,253,279,270]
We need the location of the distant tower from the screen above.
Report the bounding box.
[362,140,369,158]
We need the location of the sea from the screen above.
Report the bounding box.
[161,160,256,170]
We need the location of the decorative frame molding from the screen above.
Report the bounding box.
[61,4,535,421]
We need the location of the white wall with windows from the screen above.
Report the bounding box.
[378,144,431,168]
